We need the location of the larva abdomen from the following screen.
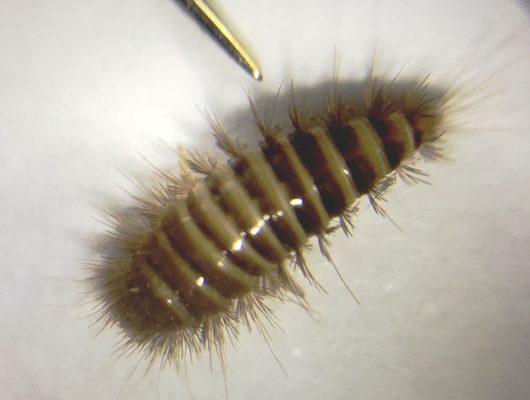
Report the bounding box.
[98,84,443,364]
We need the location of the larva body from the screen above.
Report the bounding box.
[96,82,444,366]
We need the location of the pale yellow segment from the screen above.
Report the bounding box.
[308,125,359,206]
[188,184,277,276]
[387,112,416,158]
[242,150,307,249]
[188,184,241,248]
[348,118,391,178]
[211,166,289,262]
[156,230,230,311]
[171,201,258,294]
[272,135,330,231]
[138,260,193,324]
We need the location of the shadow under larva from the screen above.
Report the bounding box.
[88,73,463,374]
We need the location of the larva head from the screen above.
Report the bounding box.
[92,217,182,340]
[93,207,216,364]
[91,180,294,369]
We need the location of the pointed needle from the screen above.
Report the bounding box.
[179,0,263,81]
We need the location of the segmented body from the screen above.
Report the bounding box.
[95,82,444,366]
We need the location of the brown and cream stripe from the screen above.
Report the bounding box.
[128,108,424,329]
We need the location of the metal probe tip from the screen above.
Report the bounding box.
[180,0,263,81]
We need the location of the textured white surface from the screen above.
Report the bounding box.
[1,1,529,399]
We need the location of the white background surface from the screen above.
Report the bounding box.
[1,1,529,399]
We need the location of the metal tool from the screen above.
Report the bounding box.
[176,0,263,81]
